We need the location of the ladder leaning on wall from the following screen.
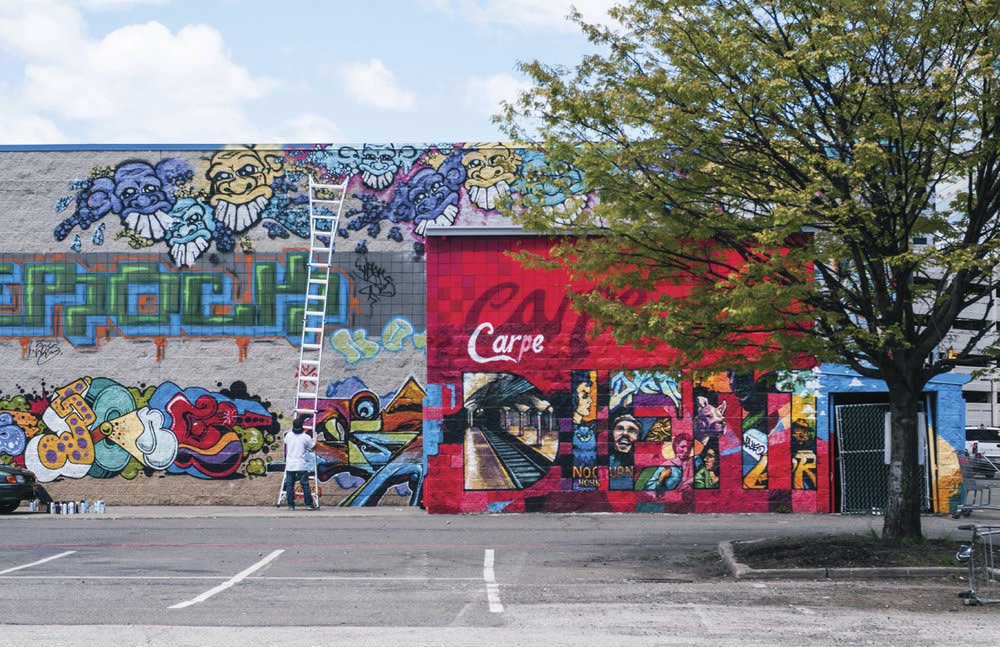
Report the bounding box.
[276,176,349,509]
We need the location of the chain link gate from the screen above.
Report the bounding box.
[834,403,931,514]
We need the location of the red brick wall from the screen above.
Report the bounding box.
[423,235,829,513]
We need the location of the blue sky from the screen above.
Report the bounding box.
[0,0,616,144]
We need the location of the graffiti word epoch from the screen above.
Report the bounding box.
[467,322,545,364]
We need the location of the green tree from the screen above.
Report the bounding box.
[501,0,1000,542]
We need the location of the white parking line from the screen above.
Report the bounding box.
[0,574,481,581]
[0,551,76,575]
[483,548,503,613]
[169,549,284,609]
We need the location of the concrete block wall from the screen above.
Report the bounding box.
[0,143,528,505]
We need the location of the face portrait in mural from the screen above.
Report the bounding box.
[571,371,596,425]
[164,198,216,267]
[673,432,694,461]
[611,414,640,455]
[695,447,720,489]
[461,144,521,210]
[389,154,466,236]
[207,147,284,233]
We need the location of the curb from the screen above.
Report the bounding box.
[718,539,964,580]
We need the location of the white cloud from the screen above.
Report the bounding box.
[425,0,620,31]
[0,106,66,144]
[342,58,416,111]
[277,113,340,143]
[0,1,277,142]
[463,73,532,117]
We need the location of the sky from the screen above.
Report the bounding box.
[0,0,618,144]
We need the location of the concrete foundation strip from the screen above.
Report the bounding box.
[718,539,964,580]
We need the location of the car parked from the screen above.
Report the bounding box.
[0,464,37,513]
[965,426,1000,478]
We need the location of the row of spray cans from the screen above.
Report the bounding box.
[30,500,106,514]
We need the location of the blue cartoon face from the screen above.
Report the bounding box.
[114,162,173,218]
[54,158,192,243]
[334,144,420,190]
[388,154,466,235]
[164,198,216,267]
[514,150,588,210]
[0,413,26,456]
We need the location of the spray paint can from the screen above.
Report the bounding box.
[48,502,56,514]
[96,500,105,514]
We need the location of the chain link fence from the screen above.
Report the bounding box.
[835,403,930,514]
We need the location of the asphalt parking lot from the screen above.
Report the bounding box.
[2,509,1000,646]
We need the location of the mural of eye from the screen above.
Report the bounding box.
[121,188,137,199]
[237,164,258,177]
[143,184,159,193]
[350,391,380,421]
[213,171,233,181]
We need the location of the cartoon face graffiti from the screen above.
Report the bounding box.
[113,160,191,241]
[461,144,521,210]
[164,198,216,267]
[0,413,26,456]
[207,148,284,232]
[389,155,466,235]
[611,414,640,455]
[513,149,588,221]
[357,144,418,190]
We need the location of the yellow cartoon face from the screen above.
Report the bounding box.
[207,148,283,206]
[206,148,284,232]
[461,145,521,210]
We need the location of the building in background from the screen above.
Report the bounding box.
[0,144,969,513]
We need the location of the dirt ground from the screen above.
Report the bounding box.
[733,534,963,568]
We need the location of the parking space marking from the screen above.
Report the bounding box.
[254,576,482,581]
[0,551,76,575]
[483,548,503,613]
[169,549,284,610]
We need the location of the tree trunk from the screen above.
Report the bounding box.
[882,383,924,543]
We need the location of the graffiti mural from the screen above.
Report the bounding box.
[0,252,350,348]
[266,376,425,506]
[0,378,277,482]
[52,144,588,262]
[422,234,851,513]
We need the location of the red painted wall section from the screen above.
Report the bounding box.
[424,235,829,514]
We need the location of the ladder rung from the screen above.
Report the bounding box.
[299,359,320,365]
[303,327,324,333]
[301,343,322,350]
[311,199,343,204]
[311,182,347,190]
[308,278,328,284]
[309,263,331,269]
[304,310,325,317]
[297,392,319,399]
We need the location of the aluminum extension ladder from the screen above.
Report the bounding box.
[276,176,349,508]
